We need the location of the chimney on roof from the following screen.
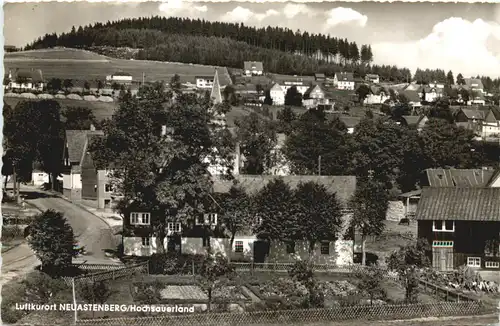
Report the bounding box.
[90,124,96,131]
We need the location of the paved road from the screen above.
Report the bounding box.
[1,188,122,286]
[22,189,119,262]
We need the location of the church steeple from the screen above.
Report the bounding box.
[210,69,222,105]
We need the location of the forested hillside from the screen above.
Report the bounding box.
[25,16,412,82]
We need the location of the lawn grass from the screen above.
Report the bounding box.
[366,220,417,265]
[4,48,232,85]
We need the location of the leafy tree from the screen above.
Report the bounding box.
[459,88,470,103]
[215,184,253,258]
[28,210,78,276]
[37,100,65,189]
[2,151,14,190]
[3,75,10,87]
[456,73,465,85]
[284,86,303,107]
[197,251,235,312]
[62,106,98,130]
[47,78,63,93]
[420,118,479,169]
[63,79,73,91]
[96,80,104,91]
[351,118,420,188]
[263,90,273,105]
[235,113,277,175]
[355,265,386,305]
[356,84,370,103]
[387,238,430,303]
[78,281,112,317]
[294,181,343,253]
[349,178,389,265]
[135,279,163,315]
[90,81,233,254]
[427,98,454,123]
[253,178,297,242]
[169,73,182,94]
[284,110,351,175]
[83,81,91,92]
[276,106,297,135]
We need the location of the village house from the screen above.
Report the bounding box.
[195,75,215,89]
[314,73,326,82]
[415,187,500,272]
[464,78,485,94]
[455,108,487,136]
[280,78,310,95]
[302,85,334,108]
[482,107,500,139]
[243,61,264,76]
[106,72,133,84]
[422,85,444,103]
[62,127,103,201]
[333,72,355,91]
[337,116,361,134]
[122,175,356,266]
[401,90,422,108]
[269,83,285,105]
[5,68,45,91]
[364,86,389,105]
[365,74,380,84]
[399,168,500,221]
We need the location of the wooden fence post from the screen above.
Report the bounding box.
[192,260,195,275]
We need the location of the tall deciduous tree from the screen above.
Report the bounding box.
[294,181,343,254]
[284,110,352,176]
[349,178,388,266]
[420,118,479,169]
[276,106,297,135]
[356,84,370,103]
[62,106,99,130]
[28,209,78,276]
[216,184,253,257]
[235,113,277,175]
[284,86,303,107]
[89,80,234,254]
[253,178,297,243]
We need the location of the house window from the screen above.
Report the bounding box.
[105,184,113,193]
[235,241,244,253]
[432,241,454,247]
[486,261,500,269]
[467,257,481,268]
[167,222,181,233]
[130,212,150,225]
[286,241,295,254]
[203,213,218,225]
[141,237,151,246]
[320,241,330,255]
[432,220,455,232]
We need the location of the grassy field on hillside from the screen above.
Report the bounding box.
[4,48,231,85]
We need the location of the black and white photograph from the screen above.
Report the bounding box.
[1,1,500,325]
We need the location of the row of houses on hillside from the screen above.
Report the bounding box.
[400,168,500,273]
[455,106,500,140]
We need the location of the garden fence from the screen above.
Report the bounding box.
[62,263,149,286]
[76,301,485,326]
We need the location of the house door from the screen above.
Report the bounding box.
[432,241,454,271]
[253,240,269,263]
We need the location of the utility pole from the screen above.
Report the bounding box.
[318,155,322,176]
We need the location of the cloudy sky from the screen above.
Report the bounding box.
[4,1,500,77]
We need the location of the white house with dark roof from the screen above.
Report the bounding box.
[243,61,264,76]
[269,83,285,105]
[364,86,389,105]
[333,72,355,90]
[62,126,104,201]
[365,74,380,84]
[195,75,215,89]
[5,68,45,91]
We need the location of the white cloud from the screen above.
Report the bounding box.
[325,7,368,28]
[158,0,208,16]
[372,18,500,77]
[221,7,280,23]
[283,3,315,19]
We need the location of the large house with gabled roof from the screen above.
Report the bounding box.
[333,72,355,90]
[122,175,357,265]
[5,68,45,91]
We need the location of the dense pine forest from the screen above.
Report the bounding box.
[25,16,414,81]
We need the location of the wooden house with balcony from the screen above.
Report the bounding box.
[415,187,500,272]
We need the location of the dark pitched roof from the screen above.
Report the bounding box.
[113,72,132,77]
[461,108,486,120]
[425,168,495,187]
[402,115,421,126]
[415,187,500,221]
[401,90,421,103]
[464,78,484,90]
[486,169,500,187]
[315,73,326,79]
[336,72,354,82]
[11,69,44,82]
[65,130,103,164]
[213,175,356,205]
[244,61,264,72]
